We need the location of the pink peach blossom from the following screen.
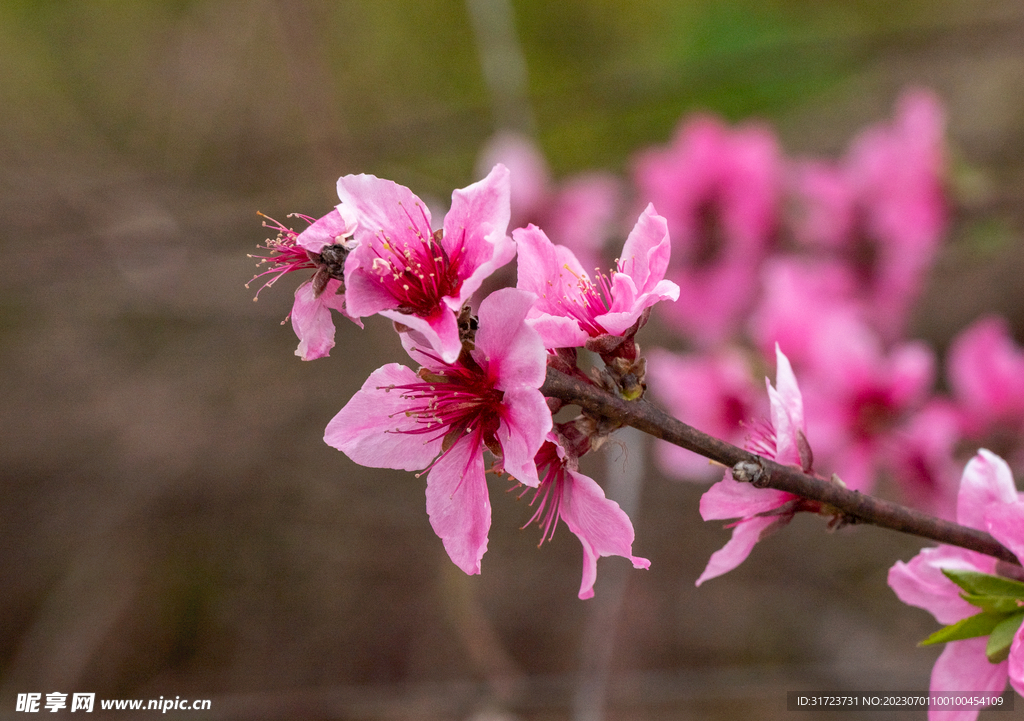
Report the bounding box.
[514,204,678,349]
[948,315,1024,437]
[888,450,1024,720]
[800,314,935,494]
[632,115,781,345]
[696,345,811,586]
[790,89,947,340]
[523,437,650,599]
[324,288,551,575]
[248,208,360,360]
[338,164,516,363]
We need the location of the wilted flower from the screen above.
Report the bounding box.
[248,208,359,360]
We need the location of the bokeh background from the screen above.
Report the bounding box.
[4,1,1024,719]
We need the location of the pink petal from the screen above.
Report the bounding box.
[948,316,1024,429]
[617,204,672,290]
[476,133,551,224]
[560,468,650,600]
[425,433,491,575]
[291,279,350,360]
[929,639,1007,721]
[341,257,401,317]
[768,344,809,469]
[324,363,444,471]
[513,224,593,347]
[336,173,431,249]
[380,304,463,365]
[887,340,937,407]
[495,386,551,487]
[1009,624,1024,698]
[887,545,995,625]
[699,476,793,521]
[442,163,516,308]
[695,514,780,587]
[295,206,355,254]
[984,502,1024,564]
[525,314,592,350]
[600,209,679,333]
[958,450,1019,530]
[474,288,548,390]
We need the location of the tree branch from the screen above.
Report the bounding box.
[541,366,1019,565]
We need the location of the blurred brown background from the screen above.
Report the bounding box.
[4,1,1024,719]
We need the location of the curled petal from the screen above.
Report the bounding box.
[295,206,356,254]
[598,205,679,335]
[443,163,516,308]
[560,469,650,600]
[291,279,351,360]
[380,304,463,365]
[768,344,809,469]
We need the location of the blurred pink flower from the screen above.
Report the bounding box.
[338,164,516,363]
[248,208,360,360]
[888,400,963,520]
[791,89,947,339]
[749,256,862,367]
[648,347,763,482]
[324,288,551,575]
[523,437,650,599]
[696,345,812,586]
[948,315,1024,437]
[888,450,1024,720]
[801,314,935,493]
[477,132,621,272]
[514,204,678,349]
[632,115,781,345]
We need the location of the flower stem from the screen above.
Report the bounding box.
[541,366,1019,565]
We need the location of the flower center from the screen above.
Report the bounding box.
[851,388,897,440]
[521,442,565,545]
[554,265,617,337]
[386,358,504,458]
[369,204,464,316]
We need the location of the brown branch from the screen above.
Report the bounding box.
[541,366,1020,565]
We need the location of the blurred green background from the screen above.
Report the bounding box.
[3,1,1024,719]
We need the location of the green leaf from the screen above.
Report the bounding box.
[920,611,1011,646]
[943,569,1024,599]
[986,612,1024,664]
[960,591,1024,614]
